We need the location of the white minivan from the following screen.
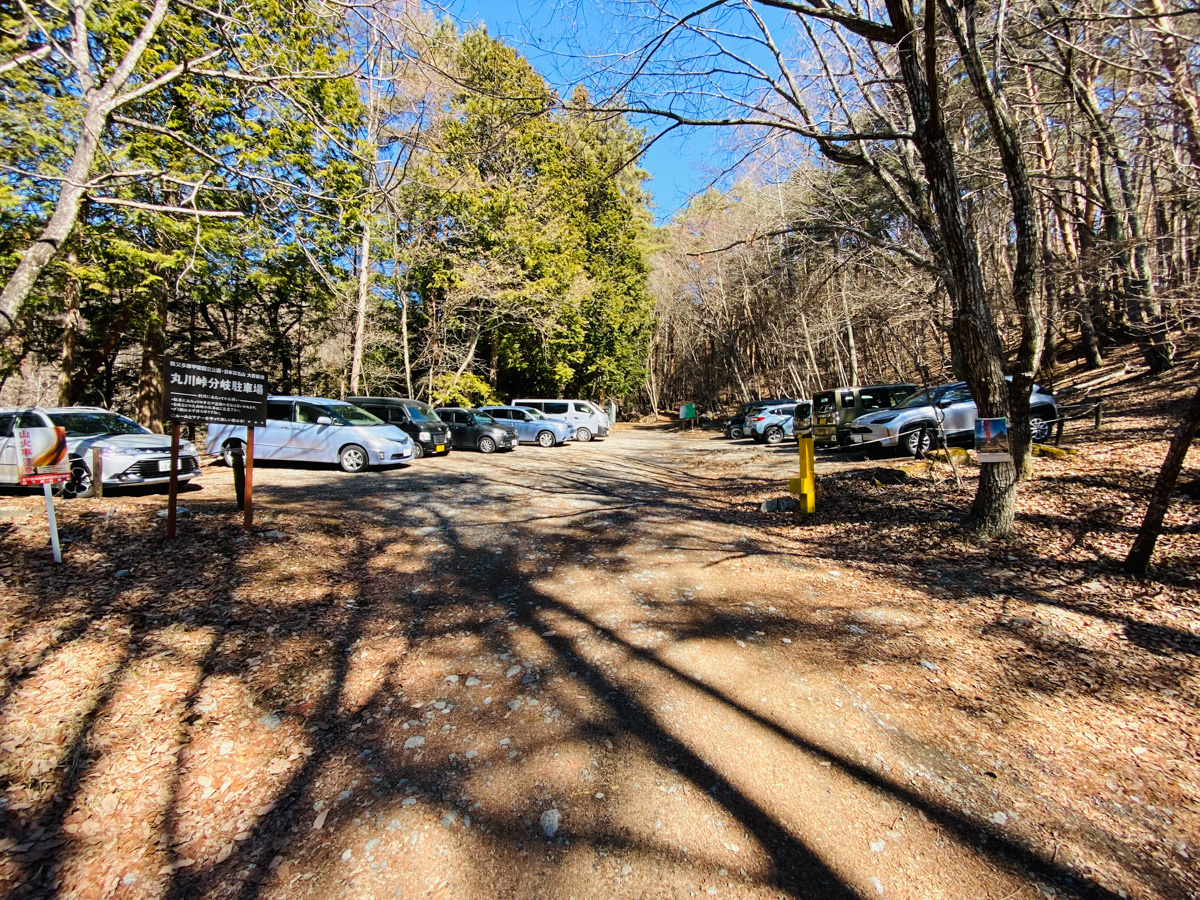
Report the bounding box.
[207,396,413,473]
[511,398,610,442]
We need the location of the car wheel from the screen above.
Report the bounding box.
[1030,408,1053,443]
[901,427,935,457]
[221,440,244,468]
[411,442,425,460]
[58,459,91,499]
[765,426,784,444]
[478,436,496,454]
[537,430,555,448]
[575,426,592,442]
[338,444,369,473]
[727,426,744,439]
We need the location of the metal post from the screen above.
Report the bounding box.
[788,435,816,513]
[42,483,62,563]
[243,428,254,531]
[166,423,180,539]
[1054,416,1065,448]
[92,446,102,499]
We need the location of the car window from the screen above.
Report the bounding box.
[813,392,836,414]
[840,392,855,407]
[859,391,885,410]
[47,411,146,436]
[572,402,591,414]
[267,401,292,421]
[890,387,917,405]
[472,412,497,426]
[452,411,467,424]
[545,402,568,414]
[16,411,45,430]
[328,403,384,426]
[490,409,511,419]
[939,386,973,405]
[0,415,13,438]
[296,403,327,424]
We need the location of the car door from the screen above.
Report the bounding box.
[292,402,338,461]
[542,401,569,424]
[446,411,470,448]
[504,409,535,442]
[936,386,976,438]
[0,414,16,483]
[249,400,293,460]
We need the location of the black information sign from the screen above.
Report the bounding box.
[164,357,268,426]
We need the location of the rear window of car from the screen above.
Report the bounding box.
[545,402,569,414]
[267,401,291,421]
[813,392,836,414]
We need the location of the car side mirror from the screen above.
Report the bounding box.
[937,399,953,408]
[316,416,333,425]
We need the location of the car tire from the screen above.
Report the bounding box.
[765,426,784,444]
[58,458,91,499]
[478,436,496,454]
[575,427,592,442]
[537,430,555,448]
[221,440,244,468]
[727,425,743,440]
[1030,407,1053,443]
[338,444,369,473]
[901,426,936,457]
[411,442,425,460]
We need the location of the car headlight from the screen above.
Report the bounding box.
[873,415,898,425]
[418,431,431,441]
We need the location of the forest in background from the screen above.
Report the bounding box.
[2,0,1198,541]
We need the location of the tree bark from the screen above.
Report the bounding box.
[349,218,371,395]
[56,250,82,406]
[1126,384,1200,575]
[136,289,167,433]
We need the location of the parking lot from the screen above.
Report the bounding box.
[1,424,1192,900]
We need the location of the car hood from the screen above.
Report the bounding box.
[852,407,930,426]
[346,425,410,443]
[68,433,198,454]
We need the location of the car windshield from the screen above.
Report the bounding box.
[472,412,497,425]
[48,411,149,437]
[402,401,441,423]
[813,392,837,414]
[893,389,938,410]
[517,407,547,420]
[328,403,385,426]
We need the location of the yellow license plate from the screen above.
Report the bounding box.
[436,445,444,453]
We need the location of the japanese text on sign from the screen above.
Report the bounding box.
[164,357,268,427]
[18,426,71,485]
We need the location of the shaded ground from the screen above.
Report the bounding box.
[0,359,1197,900]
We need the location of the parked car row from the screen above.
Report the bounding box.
[722,379,1057,456]
[206,395,611,473]
[0,394,612,494]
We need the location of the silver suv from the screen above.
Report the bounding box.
[848,382,1057,456]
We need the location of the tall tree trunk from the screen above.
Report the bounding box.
[56,250,81,406]
[1126,384,1200,575]
[349,218,371,395]
[842,275,859,385]
[136,289,167,433]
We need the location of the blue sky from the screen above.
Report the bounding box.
[446,0,724,223]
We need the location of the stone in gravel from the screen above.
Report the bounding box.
[258,713,282,730]
[760,499,778,512]
[441,811,458,828]
[847,624,867,635]
[261,530,286,539]
[403,736,425,750]
[341,849,352,862]
[157,508,190,518]
[338,790,353,801]
[540,808,561,838]
[989,812,1008,825]
[507,700,522,711]
[870,839,886,852]
[868,876,884,895]
[920,660,939,671]
[444,675,459,683]
[465,676,481,687]
[506,665,523,678]
[365,838,380,853]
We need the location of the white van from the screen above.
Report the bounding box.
[512,399,610,442]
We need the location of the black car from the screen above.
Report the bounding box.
[436,407,517,453]
[725,397,801,439]
[348,396,451,459]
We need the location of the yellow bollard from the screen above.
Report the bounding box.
[787,435,816,513]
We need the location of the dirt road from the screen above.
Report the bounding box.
[0,426,1192,900]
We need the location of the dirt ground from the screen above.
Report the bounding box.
[1,366,1197,900]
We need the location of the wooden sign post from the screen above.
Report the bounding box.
[162,357,268,536]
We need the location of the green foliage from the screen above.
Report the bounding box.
[429,372,501,407]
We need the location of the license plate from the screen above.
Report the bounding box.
[851,435,863,443]
[818,418,830,425]
[158,459,172,472]
[435,445,444,453]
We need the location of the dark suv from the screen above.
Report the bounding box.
[348,396,451,459]
[436,407,517,453]
[725,398,801,439]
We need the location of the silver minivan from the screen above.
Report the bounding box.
[512,398,610,442]
[207,396,414,473]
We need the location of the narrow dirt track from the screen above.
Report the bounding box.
[0,426,1190,900]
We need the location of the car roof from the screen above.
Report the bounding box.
[268,395,360,404]
[346,396,425,405]
[0,405,110,414]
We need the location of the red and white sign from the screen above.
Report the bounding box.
[17,426,71,486]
